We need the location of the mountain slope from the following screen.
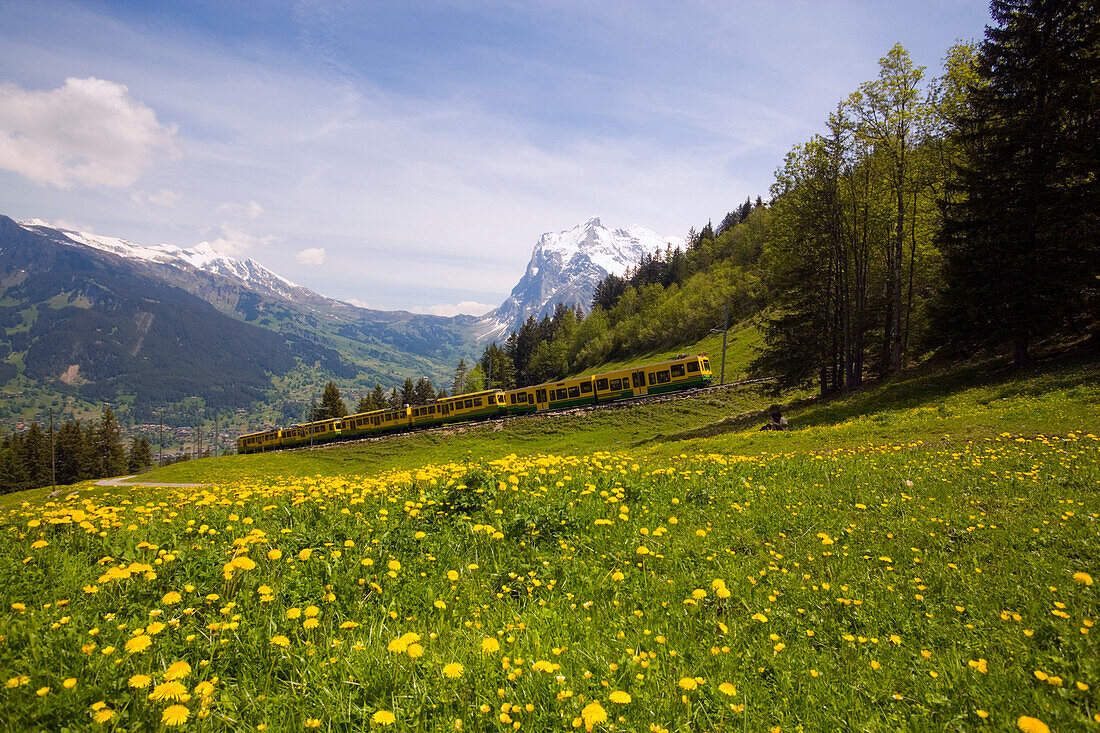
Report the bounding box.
[0,216,334,409]
[477,217,680,343]
[15,219,478,388]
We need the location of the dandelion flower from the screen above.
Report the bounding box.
[93,708,115,724]
[719,683,737,696]
[1017,717,1050,733]
[678,677,698,691]
[407,643,424,659]
[125,635,153,654]
[442,662,464,679]
[267,548,282,560]
[36,686,50,696]
[149,680,188,701]
[164,661,192,681]
[162,705,190,726]
[129,674,152,688]
[303,618,320,629]
[373,710,396,726]
[1074,572,1093,586]
[581,701,607,731]
[162,591,182,605]
[63,678,77,689]
[270,635,290,648]
[609,691,631,704]
[481,637,500,654]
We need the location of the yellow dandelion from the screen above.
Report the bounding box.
[442,662,464,679]
[125,635,152,654]
[719,682,737,696]
[270,635,290,648]
[164,661,191,681]
[93,708,115,724]
[1073,572,1093,586]
[162,591,182,605]
[149,680,188,701]
[481,637,500,654]
[129,674,152,688]
[678,677,698,690]
[162,704,190,726]
[267,548,282,560]
[407,643,424,659]
[36,686,50,696]
[608,691,631,704]
[581,701,608,730]
[303,617,320,629]
[1017,717,1049,733]
[373,710,396,726]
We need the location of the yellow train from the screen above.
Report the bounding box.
[238,355,712,453]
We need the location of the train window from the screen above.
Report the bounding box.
[687,362,700,372]
[429,406,436,414]
[702,359,710,370]
[596,378,608,390]
[610,378,622,390]
[474,398,482,407]
[465,399,473,408]
[657,370,671,384]
[568,386,580,398]
[671,364,685,377]
[580,382,592,393]
[633,372,645,388]
[520,393,528,403]
[648,372,657,385]
[536,389,547,403]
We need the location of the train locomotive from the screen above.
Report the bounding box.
[237,355,712,454]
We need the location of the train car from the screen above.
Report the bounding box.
[509,376,595,413]
[237,428,281,454]
[341,409,385,440]
[501,385,538,415]
[639,355,712,395]
[438,390,507,423]
[592,367,650,402]
[409,401,447,430]
[280,417,344,449]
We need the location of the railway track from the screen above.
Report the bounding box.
[281,376,775,453]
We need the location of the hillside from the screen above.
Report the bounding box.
[1,355,1096,732]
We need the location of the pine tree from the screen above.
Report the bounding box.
[399,378,416,407]
[21,423,51,488]
[414,377,436,405]
[315,381,348,420]
[127,436,154,474]
[452,359,468,396]
[387,388,401,410]
[55,419,89,485]
[937,0,1099,364]
[91,407,127,478]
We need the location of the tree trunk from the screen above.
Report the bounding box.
[1014,329,1030,368]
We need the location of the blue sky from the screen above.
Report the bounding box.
[0,0,992,315]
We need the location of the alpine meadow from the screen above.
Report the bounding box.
[0,1,1098,732]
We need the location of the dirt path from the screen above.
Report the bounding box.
[94,475,207,488]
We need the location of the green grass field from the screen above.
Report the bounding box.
[1,354,1097,731]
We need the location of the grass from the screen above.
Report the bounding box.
[0,354,1097,731]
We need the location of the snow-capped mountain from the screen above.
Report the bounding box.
[476,216,681,343]
[19,219,306,303]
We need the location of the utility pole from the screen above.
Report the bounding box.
[720,302,729,385]
[487,352,492,390]
[310,395,316,450]
[49,407,55,489]
[159,410,164,466]
[214,412,219,456]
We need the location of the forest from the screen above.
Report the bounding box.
[461,0,1097,396]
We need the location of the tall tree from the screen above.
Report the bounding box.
[55,419,89,486]
[127,436,154,474]
[399,378,416,407]
[414,377,436,405]
[851,44,928,371]
[313,381,348,420]
[452,359,468,396]
[937,0,1100,364]
[357,383,386,413]
[91,407,127,478]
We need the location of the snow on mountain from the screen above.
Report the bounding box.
[476,216,681,344]
[18,219,303,301]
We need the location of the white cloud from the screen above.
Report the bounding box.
[201,224,278,256]
[410,301,496,317]
[131,188,182,206]
[0,76,179,188]
[218,200,264,218]
[294,247,326,266]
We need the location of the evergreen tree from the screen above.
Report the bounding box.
[315,381,347,420]
[387,388,401,410]
[55,419,89,485]
[21,423,51,489]
[452,359,468,395]
[937,0,1100,364]
[127,436,154,474]
[0,437,28,494]
[91,407,127,478]
[414,377,436,405]
[480,343,516,390]
[357,383,386,413]
[399,378,416,406]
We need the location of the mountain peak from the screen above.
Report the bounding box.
[476,217,680,343]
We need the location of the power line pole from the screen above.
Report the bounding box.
[310,395,316,450]
[49,407,55,489]
[720,302,729,385]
